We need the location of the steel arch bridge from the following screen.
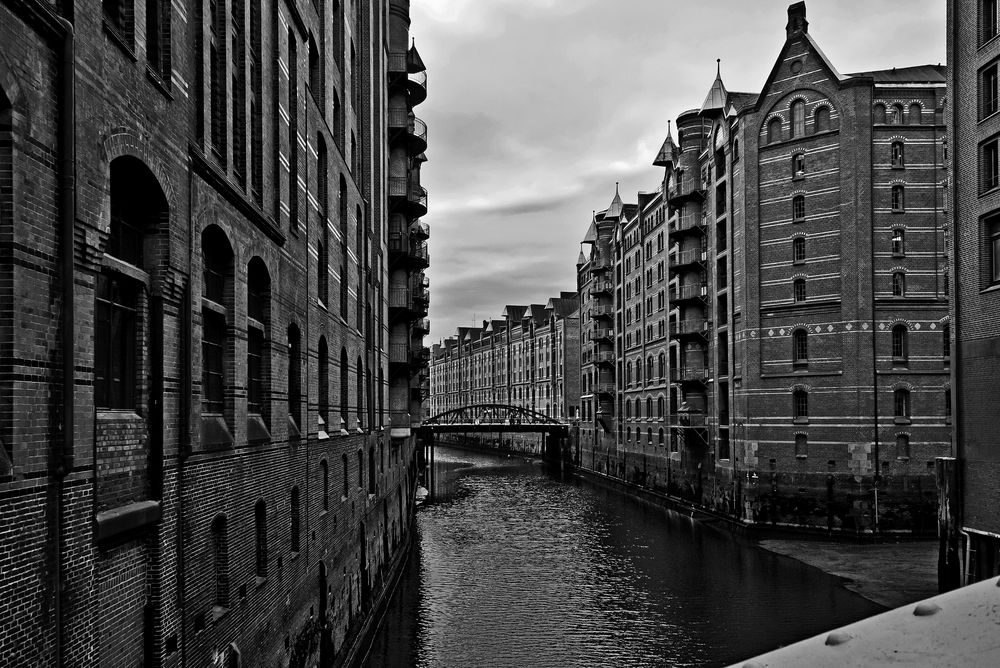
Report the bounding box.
[418,403,569,436]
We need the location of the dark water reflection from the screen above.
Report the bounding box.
[365,447,882,667]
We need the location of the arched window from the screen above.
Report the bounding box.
[908,105,922,126]
[793,390,809,421]
[892,229,905,256]
[792,194,805,221]
[318,337,329,431]
[211,514,229,608]
[247,258,270,424]
[357,449,364,489]
[288,324,301,428]
[891,141,904,168]
[792,153,806,178]
[813,105,831,132]
[790,100,805,137]
[874,103,887,124]
[320,459,329,511]
[626,427,631,442]
[892,325,908,362]
[891,185,905,211]
[647,427,653,444]
[646,397,653,418]
[795,433,808,457]
[646,356,654,380]
[368,446,376,494]
[657,396,665,417]
[793,329,808,364]
[202,226,234,423]
[894,389,911,419]
[890,104,905,125]
[308,33,321,103]
[892,272,906,297]
[634,398,641,419]
[340,348,349,429]
[290,486,301,553]
[658,428,665,447]
[97,157,167,410]
[635,358,642,384]
[254,500,267,578]
[658,353,666,378]
[793,237,806,264]
[793,278,807,302]
[767,117,783,144]
[896,434,911,458]
[356,355,365,429]
[317,136,329,305]
[625,401,631,419]
[342,453,349,498]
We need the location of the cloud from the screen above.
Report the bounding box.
[413,0,945,338]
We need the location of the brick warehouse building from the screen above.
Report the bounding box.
[428,295,580,453]
[575,3,950,533]
[0,0,428,666]
[946,0,1000,585]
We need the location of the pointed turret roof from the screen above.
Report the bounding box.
[699,60,728,117]
[605,183,623,219]
[407,39,426,73]
[577,244,587,266]
[653,120,678,167]
[582,211,598,244]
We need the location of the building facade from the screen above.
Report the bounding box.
[428,296,579,452]
[947,0,1000,583]
[575,3,950,533]
[0,1,427,665]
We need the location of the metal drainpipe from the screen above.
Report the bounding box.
[55,13,75,667]
[869,93,881,538]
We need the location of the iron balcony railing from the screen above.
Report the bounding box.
[413,318,430,334]
[593,383,616,395]
[593,351,615,365]
[387,52,407,75]
[675,214,706,233]
[411,221,430,239]
[591,304,615,318]
[388,176,408,198]
[668,249,706,269]
[671,283,707,302]
[389,343,409,364]
[388,288,410,309]
[589,281,613,295]
[670,414,707,427]
[670,319,708,336]
[671,367,709,382]
[388,107,409,130]
[591,327,613,341]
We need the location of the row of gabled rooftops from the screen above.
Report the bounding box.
[431,293,580,360]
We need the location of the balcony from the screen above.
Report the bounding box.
[408,70,427,106]
[591,327,614,342]
[667,186,706,206]
[591,304,615,319]
[673,213,706,234]
[670,283,707,304]
[411,221,430,240]
[668,248,706,271]
[670,319,709,337]
[671,367,709,383]
[594,351,615,366]
[593,383,616,396]
[387,108,427,154]
[387,233,429,269]
[590,256,612,273]
[389,342,409,366]
[409,185,428,218]
[669,413,708,428]
[589,280,613,296]
[413,318,430,335]
[410,347,430,368]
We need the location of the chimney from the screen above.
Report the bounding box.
[786,2,808,38]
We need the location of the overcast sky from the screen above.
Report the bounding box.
[409,0,945,341]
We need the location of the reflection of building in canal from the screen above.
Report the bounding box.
[429,295,580,454]
[576,2,949,533]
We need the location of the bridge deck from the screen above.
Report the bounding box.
[419,423,569,435]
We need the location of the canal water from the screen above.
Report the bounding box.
[364,446,883,667]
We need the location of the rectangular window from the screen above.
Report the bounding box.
[988,213,1000,285]
[247,326,264,414]
[104,0,133,43]
[892,272,906,297]
[982,139,999,194]
[795,434,807,458]
[146,0,169,79]
[892,229,905,256]
[202,311,226,414]
[209,0,227,164]
[95,274,138,409]
[983,63,999,119]
[985,0,999,44]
